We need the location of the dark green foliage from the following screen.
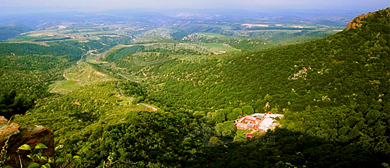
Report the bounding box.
[14,82,120,139]
[171,30,188,40]
[61,111,200,167]
[98,36,135,52]
[0,55,70,118]
[197,127,389,168]
[0,90,32,119]
[118,81,146,98]
[227,108,242,121]
[215,121,236,137]
[242,106,254,115]
[213,110,226,123]
[0,25,32,41]
[0,43,82,61]
[104,46,145,62]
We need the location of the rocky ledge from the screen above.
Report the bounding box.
[346,8,390,30]
[0,116,54,166]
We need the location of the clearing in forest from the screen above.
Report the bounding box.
[202,43,240,54]
[49,62,115,94]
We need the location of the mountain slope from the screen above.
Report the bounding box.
[144,8,389,111]
[135,8,389,167]
[0,24,33,41]
[9,8,390,168]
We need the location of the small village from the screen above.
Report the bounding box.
[235,112,284,137]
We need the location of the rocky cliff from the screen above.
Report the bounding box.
[346,8,390,30]
[0,116,54,167]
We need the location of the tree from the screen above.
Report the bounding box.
[209,136,221,146]
[227,108,242,120]
[221,121,236,137]
[214,123,224,137]
[242,106,254,115]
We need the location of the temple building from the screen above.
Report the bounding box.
[235,112,284,132]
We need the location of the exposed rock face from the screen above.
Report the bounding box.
[0,116,54,167]
[345,13,374,30]
[0,117,20,142]
[346,8,390,31]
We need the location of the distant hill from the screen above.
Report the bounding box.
[0,24,32,41]
[182,32,273,50]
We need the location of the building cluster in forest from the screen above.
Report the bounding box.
[235,112,284,133]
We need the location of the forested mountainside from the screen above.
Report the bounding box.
[0,43,83,61]
[0,25,33,41]
[96,8,390,167]
[1,8,389,168]
[141,8,389,112]
[0,36,135,119]
[0,54,73,119]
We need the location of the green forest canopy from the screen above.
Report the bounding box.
[2,8,389,168]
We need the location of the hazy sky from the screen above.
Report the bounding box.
[1,0,388,13]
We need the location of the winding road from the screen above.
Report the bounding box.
[115,81,157,111]
[139,103,158,111]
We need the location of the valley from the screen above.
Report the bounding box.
[0,7,389,168]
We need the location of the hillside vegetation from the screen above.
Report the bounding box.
[2,8,389,168]
[0,55,71,119]
[95,8,390,167]
[0,25,32,41]
[49,62,115,94]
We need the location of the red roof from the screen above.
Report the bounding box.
[246,134,254,137]
[243,115,258,121]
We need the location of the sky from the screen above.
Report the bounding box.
[0,0,388,13]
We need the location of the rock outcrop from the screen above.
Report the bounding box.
[0,116,54,167]
[346,8,390,31]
